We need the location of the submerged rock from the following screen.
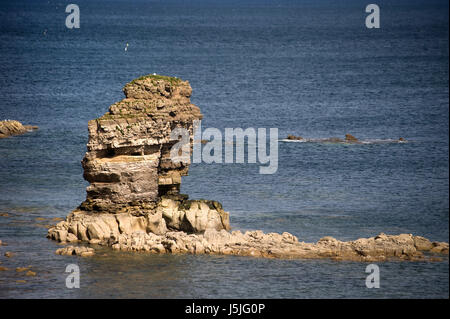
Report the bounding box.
[55,229,448,262]
[49,74,230,245]
[0,120,38,138]
[287,134,303,140]
[284,134,408,144]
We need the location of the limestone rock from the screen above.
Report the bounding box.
[430,242,449,254]
[345,134,359,142]
[48,197,230,243]
[413,236,433,251]
[102,230,446,262]
[0,120,38,138]
[159,197,230,233]
[48,75,230,247]
[287,134,303,140]
[46,75,448,263]
[80,74,202,212]
[55,246,95,257]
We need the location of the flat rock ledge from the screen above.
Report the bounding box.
[48,196,230,243]
[0,120,38,138]
[56,246,95,257]
[49,217,449,261]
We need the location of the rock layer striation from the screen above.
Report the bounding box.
[48,75,447,262]
[48,75,230,237]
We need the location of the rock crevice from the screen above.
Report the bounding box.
[49,74,230,239]
[47,75,447,262]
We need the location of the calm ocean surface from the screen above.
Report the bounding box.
[0,0,448,298]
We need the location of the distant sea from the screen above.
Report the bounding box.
[0,0,448,298]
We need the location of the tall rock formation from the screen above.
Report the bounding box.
[47,74,447,262]
[80,75,201,212]
[48,75,230,241]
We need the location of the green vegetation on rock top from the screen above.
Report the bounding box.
[128,74,182,85]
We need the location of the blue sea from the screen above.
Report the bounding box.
[0,0,448,298]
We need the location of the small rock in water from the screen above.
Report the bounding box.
[25,270,37,277]
[4,251,14,258]
[287,134,303,140]
[55,245,95,257]
[345,134,358,142]
[44,76,448,263]
[0,120,38,138]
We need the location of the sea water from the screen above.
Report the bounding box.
[0,0,448,298]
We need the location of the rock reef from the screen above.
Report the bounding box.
[285,134,407,144]
[48,74,230,242]
[48,75,447,262]
[0,120,38,138]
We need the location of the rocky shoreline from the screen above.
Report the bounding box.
[49,220,448,261]
[47,74,448,262]
[0,120,38,138]
[284,134,406,144]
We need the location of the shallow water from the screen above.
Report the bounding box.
[0,0,448,298]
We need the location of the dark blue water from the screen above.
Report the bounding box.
[0,0,448,298]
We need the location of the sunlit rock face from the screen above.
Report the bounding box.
[80,75,202,212]
[0,120,38,138]
[47,75,448,262]
[48,75,230,241]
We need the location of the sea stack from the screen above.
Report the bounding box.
[0,120,38,138]
[47,75,448,262]
[48,74,230,243]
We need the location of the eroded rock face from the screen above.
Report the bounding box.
[284,134,407,144]
[81,75,202,211]
[48,75,230,240]
[0,120,38,138]
[51,227,449,261]
[48,75,447,262]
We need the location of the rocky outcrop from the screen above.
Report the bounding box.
[56,246,95,257]
[284,134,407,144]
[54,229,448,262]
[287,134,304,141]
[80,75,203,211]
[48,196,230,243]
[345,133,358,142]
[0,120,38,138]
[48,74,445,262]
[48,74,230,244]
